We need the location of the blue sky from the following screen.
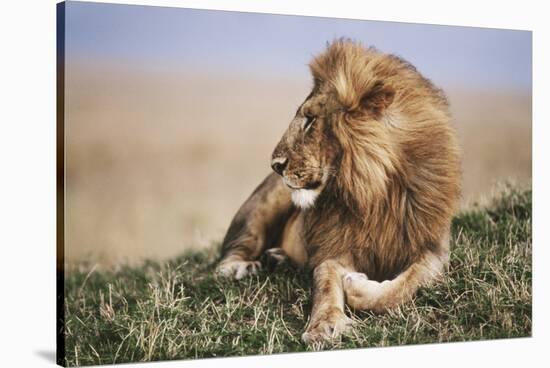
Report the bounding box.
[65,1,532,91]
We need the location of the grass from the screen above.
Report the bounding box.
[63,185,532,366]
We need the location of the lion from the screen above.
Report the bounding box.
[216,39,461,344]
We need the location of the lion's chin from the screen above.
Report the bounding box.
[291,189,319,209]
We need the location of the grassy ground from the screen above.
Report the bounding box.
[63,186,532,366]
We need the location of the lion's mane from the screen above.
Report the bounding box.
[305,41,461,280]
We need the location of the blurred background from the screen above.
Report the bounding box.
[63,2,532,268]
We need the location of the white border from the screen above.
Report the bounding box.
[0,0,547,367]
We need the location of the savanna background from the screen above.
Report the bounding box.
[61,2,532,366]
[64,2,531,269]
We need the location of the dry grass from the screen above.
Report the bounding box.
[63,186,531,366]
[64,64,531,267]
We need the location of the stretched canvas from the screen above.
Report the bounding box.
[57,1,532,366]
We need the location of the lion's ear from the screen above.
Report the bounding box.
[359,81,395,116]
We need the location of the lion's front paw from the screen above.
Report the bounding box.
[216,258,261,280]
[343,272,387,311]
[301,309,353,344]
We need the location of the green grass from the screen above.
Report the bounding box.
[63,185,532,366]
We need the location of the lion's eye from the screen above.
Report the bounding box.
[303,115,317,131]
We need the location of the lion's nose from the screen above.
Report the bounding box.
[271,157,288,176]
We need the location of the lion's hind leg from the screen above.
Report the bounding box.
[216,173,294,279]
[343,250,448,313]
[217,232,263,279]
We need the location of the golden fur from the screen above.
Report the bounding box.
[217,39,461,343]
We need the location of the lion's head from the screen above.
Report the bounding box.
[271,40,409,210]
[269,80,342,209]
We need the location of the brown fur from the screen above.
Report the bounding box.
[216,39,461,343]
